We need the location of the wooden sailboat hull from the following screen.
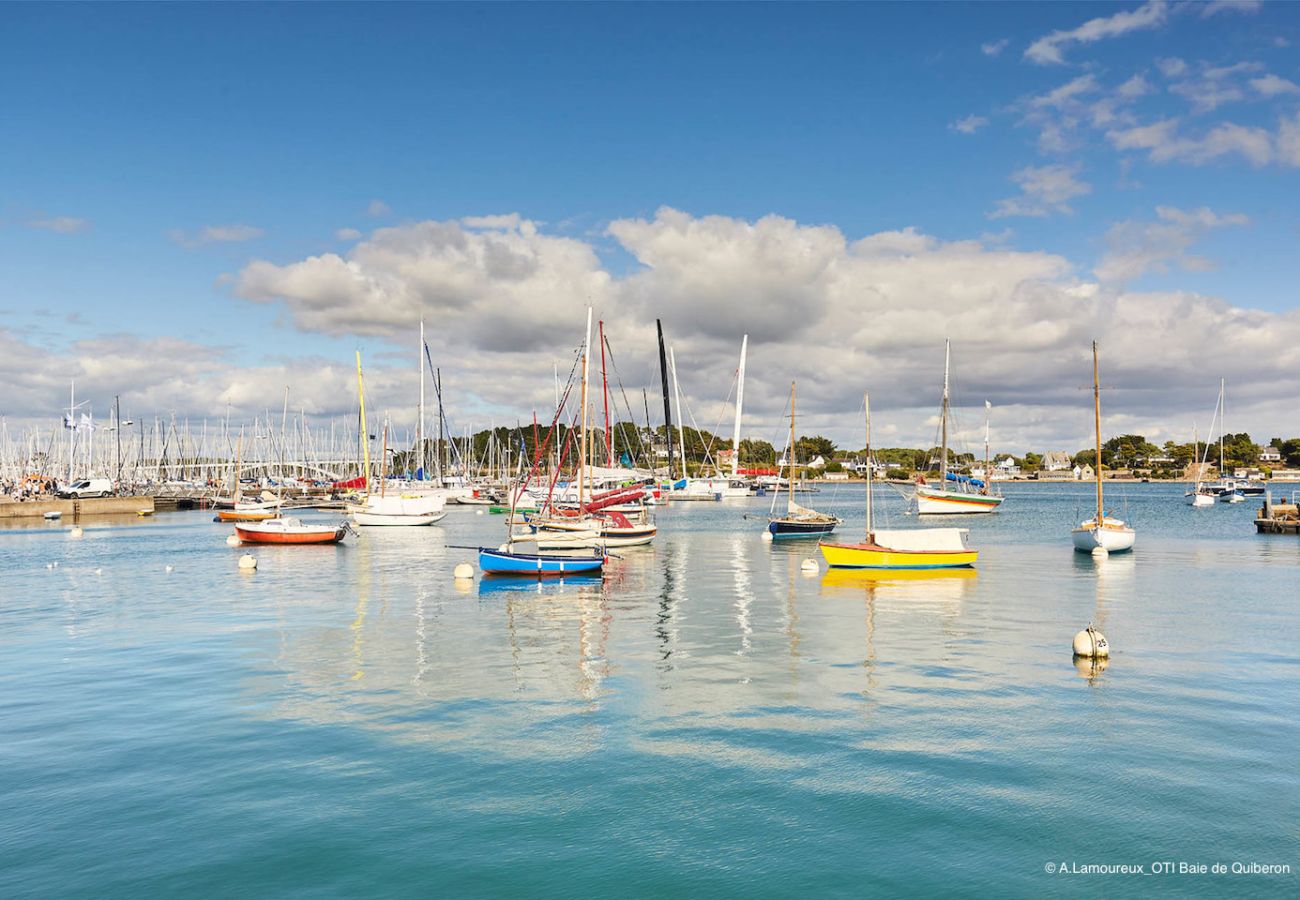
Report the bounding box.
[1070,520,1135,553]
[915,486,1003,515]
[768,519,838,538]
[234,522,347,544]
[478,547,606,576]
[216,509,278,522]
[819,540,976,569]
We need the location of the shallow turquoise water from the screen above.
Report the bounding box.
[2,484,1298,897]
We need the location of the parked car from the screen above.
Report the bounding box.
[58,478,114,499]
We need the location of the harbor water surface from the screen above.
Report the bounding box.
[2,483,1297,896]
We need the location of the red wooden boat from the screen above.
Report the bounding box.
[233,517,348,545]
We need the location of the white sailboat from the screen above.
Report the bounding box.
[913,340,1004,515]
[1185,381,1221,508]
[1072,342,1135,553]
[349,354,446,526]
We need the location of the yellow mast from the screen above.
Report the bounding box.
[864,391,872,539]
[356,351,371,500]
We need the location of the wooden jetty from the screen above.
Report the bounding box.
[1255,491,1300,535]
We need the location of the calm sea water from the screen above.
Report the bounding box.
[2,483,1297,897]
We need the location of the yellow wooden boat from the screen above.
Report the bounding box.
[819,533,977,569]
[819,391,977,570]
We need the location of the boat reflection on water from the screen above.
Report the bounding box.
[476,573,605,597]
[819,565,977,607]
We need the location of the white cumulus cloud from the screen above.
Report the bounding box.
[1025,1,1168,65]
[989,164,1092,219]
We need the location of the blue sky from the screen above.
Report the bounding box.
[2,2,1298,449]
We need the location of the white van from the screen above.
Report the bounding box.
[59,478,114,499]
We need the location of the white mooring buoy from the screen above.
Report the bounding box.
[69,526,84,539]
[801,558,819,574]
[238,554,258,571]
[453,562,474,580]
[475,509,485,515]
[761,531,774,542]
[1072,624,1110,659]
[165,565,174,573]
[226,534,240,547]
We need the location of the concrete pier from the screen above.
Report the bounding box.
[0,496,155,520]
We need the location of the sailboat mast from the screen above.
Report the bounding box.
[418,320,425,479]
[984,401,991,488]
[1219,378,1225,476]
[656,320,674,483]
[732,334,748,479]
[669,346,686,481]
[356,351,370,499]
[788,381,797,508]
[940,339,950,484]
[580,307,592,508]
[380,423,388,498]
[1093,341,1102,524]
[599,320,612,467]
[68,379,75,484]
[865,391,872,538]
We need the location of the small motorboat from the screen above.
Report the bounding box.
[234,517,348,545]
[43,510,62,520]
[478,546,606,577]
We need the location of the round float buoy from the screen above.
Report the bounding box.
[94,568,103,576]
[761,531,773,542]
[801,558,819,573]
[165,565,174,573]
[1072,624,1110,659]
[475,509,485,516]
[1091,546,1108,559]
[226,534,240,547]
[238,554,258,570]
[69,526,84,538]
[453,562,474,580]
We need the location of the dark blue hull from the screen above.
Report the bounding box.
[768,520,838,539]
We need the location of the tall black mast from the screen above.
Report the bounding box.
[656,319,674,479]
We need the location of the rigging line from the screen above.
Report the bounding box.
[600,332,652,468]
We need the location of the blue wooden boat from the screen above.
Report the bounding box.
[768,516,839,539]
[478,546,606,577]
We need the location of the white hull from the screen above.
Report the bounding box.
[1186,491,1215,507]
[349,493,447,526]
[1071,519,1136,553]
[351,511,446,526]
[914,486,1003,515]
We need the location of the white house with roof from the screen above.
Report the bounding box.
[1259,445,1283,464]
[1042,451,1072,472]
